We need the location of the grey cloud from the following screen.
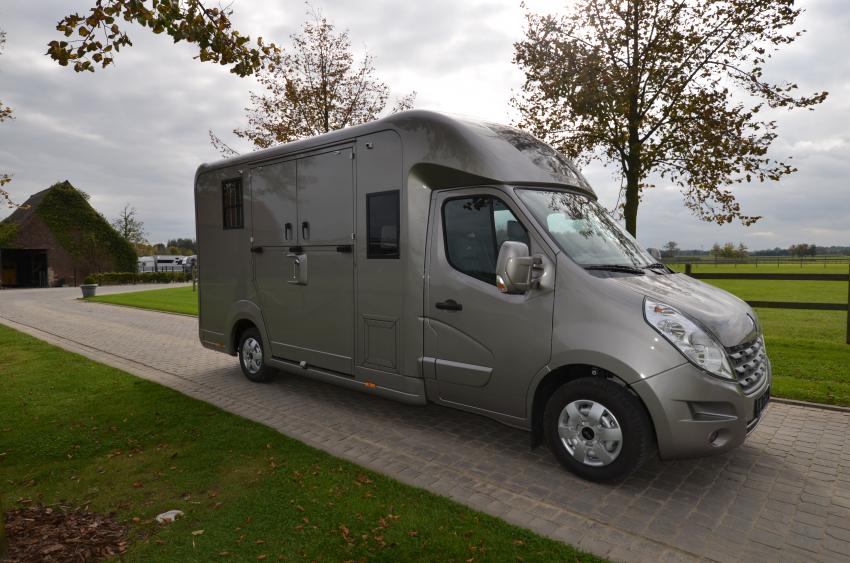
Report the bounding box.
[1,0,848,250]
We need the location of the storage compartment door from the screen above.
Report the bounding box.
[296,148,354,245]
[250,161,302,358]
[267,147,355,374]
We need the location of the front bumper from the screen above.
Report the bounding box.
[630,358,771,460]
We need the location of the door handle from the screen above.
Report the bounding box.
[250,245,263,253]
[286,253,308,285]
[435,299,463,311]
[301,221,310,240]
[284,222,293,240]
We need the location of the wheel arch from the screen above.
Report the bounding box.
[527,363,655,449]
[225,299,269,355]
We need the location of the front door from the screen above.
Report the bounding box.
[252,148,355,374]
[425,188,555,420]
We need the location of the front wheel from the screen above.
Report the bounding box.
[544,377,653,482]
[238,327,275,383]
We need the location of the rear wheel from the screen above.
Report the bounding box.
[544,377,652,482]
[238,327,275,383]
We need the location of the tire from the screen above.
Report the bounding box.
[544,376,653,482]
[237,327,275,383]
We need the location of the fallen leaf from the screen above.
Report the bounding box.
[132,481,143,489]
[192,529,205,536]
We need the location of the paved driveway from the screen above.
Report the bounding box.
[1,286,849,562]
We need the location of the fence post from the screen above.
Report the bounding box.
[846,264,849,345]
[685,263,692,276]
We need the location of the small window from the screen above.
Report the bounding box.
[367,190,400,258]
[222,178,244,230]
[442,196,528,285]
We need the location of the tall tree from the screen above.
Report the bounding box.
[211,11,415,154]
[111,204,148,245]
[513,0,828,236]
[1,29,15,208]
[48,0,278,76]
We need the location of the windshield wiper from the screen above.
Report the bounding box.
[584,264,645,275]
[642,262,671,273]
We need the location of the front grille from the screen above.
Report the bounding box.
[727,336,767,392]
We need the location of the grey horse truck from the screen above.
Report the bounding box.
[195,110,771,481]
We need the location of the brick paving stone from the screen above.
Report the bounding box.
[2,285,849,563]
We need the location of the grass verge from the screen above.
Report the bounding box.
[87,286,198,316]
[0,324,599,562]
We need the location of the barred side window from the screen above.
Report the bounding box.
[222,178,244,230]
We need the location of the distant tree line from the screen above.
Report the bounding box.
[662,242,850,258]
[711,243,749,259]
[134,239,196,257]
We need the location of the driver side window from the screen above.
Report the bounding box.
[442,196,529,285]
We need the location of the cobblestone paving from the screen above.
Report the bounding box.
[1,286,849,562]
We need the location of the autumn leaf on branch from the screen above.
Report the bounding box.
[513,0,828,236]
[47,0,279,76]
[0,29,18,208]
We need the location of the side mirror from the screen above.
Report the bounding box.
[496,241,543,294]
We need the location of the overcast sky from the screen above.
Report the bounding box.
[1,0,848,250]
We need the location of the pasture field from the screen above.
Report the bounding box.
[0,324,597,562]
[706,279,847,304]
[669,262,850,275]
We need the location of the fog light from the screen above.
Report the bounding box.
[708,429,730,448]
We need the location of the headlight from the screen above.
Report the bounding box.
[644,299,734,380]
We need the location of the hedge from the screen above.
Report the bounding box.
[88,271,189,285]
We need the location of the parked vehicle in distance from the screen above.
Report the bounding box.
[137,255,190,273]
[194,111,771,481]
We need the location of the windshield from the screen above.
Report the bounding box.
[516,189,655,268]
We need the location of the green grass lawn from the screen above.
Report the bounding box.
[87,285,199,315]
[0,324,598,562]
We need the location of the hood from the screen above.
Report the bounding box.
[611,273,758,348]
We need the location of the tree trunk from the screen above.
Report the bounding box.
[623,162,640,236]
[624,108,642,236]
[623,0,642,237]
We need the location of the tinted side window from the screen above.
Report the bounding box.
[222,178,244,230]
[442,196,528,285]
[367,190,400,258]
